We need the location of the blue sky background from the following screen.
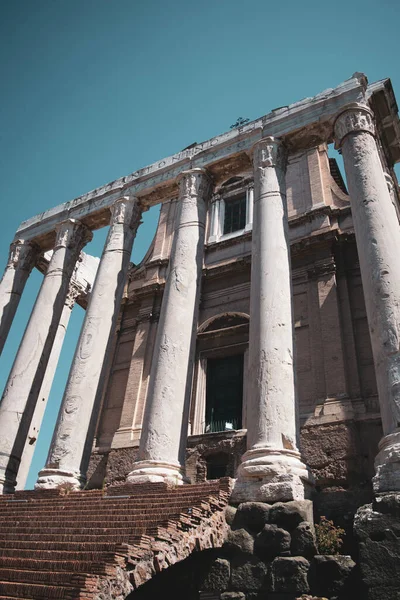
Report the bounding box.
[1,0,399,489]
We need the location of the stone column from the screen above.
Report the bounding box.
[232,137,313,503]
[127,168,210,484]
[36,196,142,490]
[16,285,79,490]
[0,239,40,356]
[0,220,91,494]
[334,104,400,493]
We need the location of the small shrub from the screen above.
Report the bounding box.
[315,516,345,555]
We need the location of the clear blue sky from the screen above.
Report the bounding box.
[1,0,399,489]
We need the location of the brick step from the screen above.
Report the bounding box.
[0,581,80,599]
[0,512,186,526]
[0,558,107,575]
[0,515,185,532]
[0,503,207,518]
[0,533,142,544]
[0,549,117,562]
[0,540,119,551]
[0,495,215,511]
[0,597,34,600]
[0,569,88,587]
[0,487,221,505]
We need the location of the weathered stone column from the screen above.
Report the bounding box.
[127,168,210,484]
[0,239,40,356]
[232,137,313,503]
[334,104,400,493]
[0,220,91,494]
[16,285,79,490]
[36,196,142,489]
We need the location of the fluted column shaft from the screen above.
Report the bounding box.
[127,168,210,484]
[334,104,400,493]
[0,239,40,356]
[16,285,79,490]
[232,137,313,503]
[36,196,141,489]
[0,220,91,494]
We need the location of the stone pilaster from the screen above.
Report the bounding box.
[36,196,142,490]
[16,284,80,490]
[127,168,211,485]
[0,220,91,494]
[0,239,40,356]
[232,137,313,503]
[334,104,400,493]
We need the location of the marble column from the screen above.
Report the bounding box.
[0,220,91,494]
[16,285,79,490]
[127,168,210,485]
[36,196,142,490]
[334,104,400,493]
[0,239,40,356]
[232,137,313,503]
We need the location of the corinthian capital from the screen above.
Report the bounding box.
[110,195,142,229]
[65,283,81,309]
[177,168,212,200]
[334,104,375,149]
[55,219,93,251]
[251,137,287,172]
[7,239,40,271]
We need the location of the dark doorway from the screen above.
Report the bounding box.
[205,354,243,433]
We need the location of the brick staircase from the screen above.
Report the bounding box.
[0,479,232,600]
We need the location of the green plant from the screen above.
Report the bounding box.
[315,516,345,555]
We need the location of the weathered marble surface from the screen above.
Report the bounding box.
[335,104,400,493]
[232,138,313,503]
[0,239,40,356]
[127,169,210,484]
[36,197,141,489]
[0,220,91,493]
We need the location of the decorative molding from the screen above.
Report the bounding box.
[177,168,212,200]
[334,104,375,149]
[6,239,40,271]
[251,136,287,171]
[65,283,81,310]
[110,195,142,229]
[54,219,92,251]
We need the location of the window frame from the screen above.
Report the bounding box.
[208,183,254,244]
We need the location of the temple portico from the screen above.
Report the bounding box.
[0,74,400,510]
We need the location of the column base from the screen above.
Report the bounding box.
[35,468,83,491]
[373,430,400,493]
[126,460,184,485]
[231,447,314,503]
[0,477,16,495]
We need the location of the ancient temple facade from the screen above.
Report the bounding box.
[1,73,400,521]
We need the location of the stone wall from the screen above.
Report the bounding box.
[130,500,359,600]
